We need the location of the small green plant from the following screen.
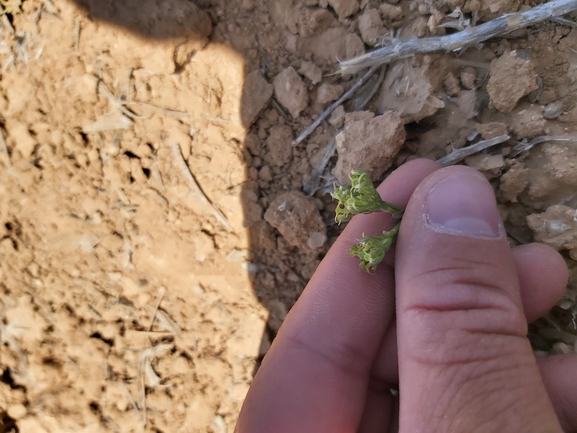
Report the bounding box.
[331,170,402,272]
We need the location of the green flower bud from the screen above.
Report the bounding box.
[349,224,400,272]
[331,170,402,224]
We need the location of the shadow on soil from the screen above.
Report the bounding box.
[68,0,314,372]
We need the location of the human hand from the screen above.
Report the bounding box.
[235,160,577,433]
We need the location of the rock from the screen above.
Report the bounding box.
[379,3,403,22]
[299,61,322,84]
[295,27,365,64]
[500,162,530,202]
[527,205,577,255]
[316,83,344,104]
[464,154,504,179]
[244,133,262,156]
[273,67,308,119]
[511,106,546,139]
[457,89,478,119]
[444,72,460,97]
[475,122,508,139]
[487,50,538,113]
[194,232,215,262]
[477,0,520,20]
[258,165,273,182]
[328,105,346,128]
[359,9,387,47]
[328,0,360,19]
[241,70,273,127]
[460,67,476,89]
[264,191,327,251]
[264,125,293,167]
[298,8,335,37]
[333,111,405,184]
[272,2,333,36]
[241,181,264,227]
[378,55,446,123]
[543,100,564,119]
[523,143,577,209]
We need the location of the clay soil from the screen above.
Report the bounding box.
[0,0,575,432]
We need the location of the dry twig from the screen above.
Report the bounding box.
[293,65,380,145]
[510,135,577,156]
[97,81,150,120]
[351,65,386,112]
[171,143,234,232]
[303,138,336,196]
[339,0,577,74]
[437,134,510,166]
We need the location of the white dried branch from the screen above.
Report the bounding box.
[171,143,234,232]
[339,0,577,74]
[510,135,577,156]
[437,134,510,166]
[293,65,380,145]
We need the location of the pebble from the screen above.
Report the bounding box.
[273,67,309,119]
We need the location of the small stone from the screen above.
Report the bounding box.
[379,3,403,21]
[258,165,273,182]
[194,232,215,262]
[464,154,504,179]
[487,50,538,113]
[457,89,478,119]
[444,72,460,96]
[299,61,322,84]
[475,122,508,139]
[244,133,262,156]
[328,105,346,128]
[543,100,564,119]
[524,143,577,209]
[241,0,255,11]
[418,3,429,15]
[273,67,309,119]
[327,0,360,19]
[316,83,344,104]
[359,8,387,46]
[500,162,530,202]
[264,191,327,251]
[377,55,446,123]
[527,205,577,253]
[460,67,476,89]
[333,111,405,184]
[7,404,26,420]
[511,106,546,139]
[241,70,273,127]
[265,125,293,167]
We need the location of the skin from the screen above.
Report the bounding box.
[235,159,577,433]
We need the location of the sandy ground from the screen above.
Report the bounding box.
[0,0,575,432]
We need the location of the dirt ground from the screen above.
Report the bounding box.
[0,0,575,431]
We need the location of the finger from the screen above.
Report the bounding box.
[538,354,577,432]
[514,243,569,322]
[358,321,398,433]
[395,166,562,432]
[365,243,568,388]
[235,159,439,433]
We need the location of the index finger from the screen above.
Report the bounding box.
[236,159,439,433]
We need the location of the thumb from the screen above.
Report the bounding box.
[395,166,562,433]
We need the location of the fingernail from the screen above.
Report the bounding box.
[426,173,502,238]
